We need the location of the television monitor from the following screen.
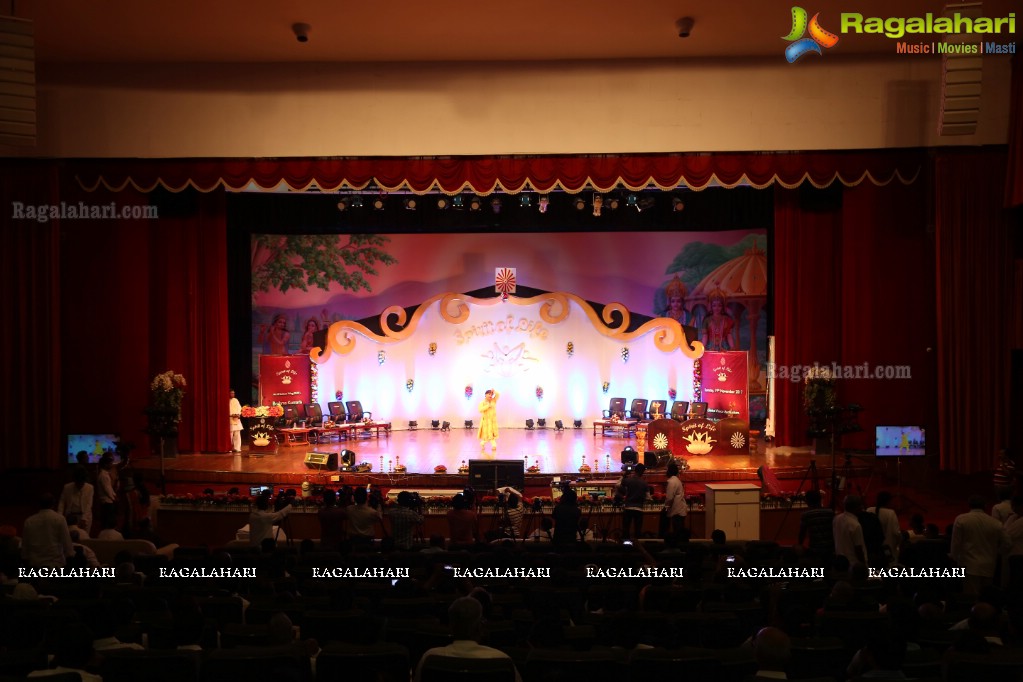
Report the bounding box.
[875,426,925,457]
[250,485,273,497]
[468,459,525,491]
[66,434,121,464]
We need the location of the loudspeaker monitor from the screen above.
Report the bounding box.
[304,451,337,470]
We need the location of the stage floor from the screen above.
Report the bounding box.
[133,427,880,493]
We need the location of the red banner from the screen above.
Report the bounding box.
[258,355,311,407]
[700,351,749,423]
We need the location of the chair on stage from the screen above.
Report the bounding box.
[327,401,346,421]
[688,402,708,419]
[281,403,301,428]
[305,403,326,442]
[628,399,648,421]
[346,400,391,437]
[647,400,668,421]
[593,397,639,436]
[670,401,690,422]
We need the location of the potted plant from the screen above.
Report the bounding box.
[146,371,186,457]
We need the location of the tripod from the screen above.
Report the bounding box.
[894,456,928,514]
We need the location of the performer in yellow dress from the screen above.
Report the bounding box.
[899,431,910,454]
[478,389,499,455]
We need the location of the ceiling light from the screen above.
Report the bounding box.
[336,198,348,212]
[351,196,364,209]
[626,194,638,209]
[637,197,656,212]
[608,197,620,211]
[436,197,450,210]
[538,196,550,214]
[491,198,502,214]
[404,198,417,211]
[520,195,532,208]
[672,197,685,212]
[574,197,586,211]
[676,16,695,38]
[372,197,385,210]
[292,22,311,43]
[592,195,603,217]
[452,196,464,209]
[469,196,482,211]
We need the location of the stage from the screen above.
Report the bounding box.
[133,427,879,497]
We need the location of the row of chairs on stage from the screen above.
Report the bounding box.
[594,398,707,435]
[279,400,390,442]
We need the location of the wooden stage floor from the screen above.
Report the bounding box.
[133,427,883,495]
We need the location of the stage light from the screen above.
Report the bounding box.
[608,197,620,210]
[441,421,451,431]
[336,198,349,212]
[431,420,440,429]
[574,197,586,211]
[404,197,417,211]
[519,195,532,208]
[452,195,464,209]
[592,195,603,217]
[464,419,473,429]
[436,197,450,210]
[339,449,356,470]
[626,194,638,209]
[672,196,685,212]
[537,418,547,429]
[408,420,418,430]
[573,419,583,429]
[351,196,364,209]
[372,197,385,210]
[469,196,482,211]
[555,420,565,431]
[491,198,502,214]
[538,196,549,214]
[637,197,656,212]
[525,419,535,430]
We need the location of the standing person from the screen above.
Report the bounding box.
[229,389,243,453]
[551,489,581,547]
[96,454,118,529]
[317,489,346,551]
[798,489,835,559]
[248,493,291,547]
[446,493,479,545]
[346,486,383,546]
[619,463,650,541]
[387,492,424,550]
[58,466,94,536]
[867,491,902,564]
[477,389,499,456]
[833,495,867,567]
[662,459,687,538]
[951,495,1011,594]
[22,493,74,568]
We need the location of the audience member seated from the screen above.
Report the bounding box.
[347,486,382,545]
[551,490,581,547]
[97,514,125,541]
[447,493,479,545]
[22,493,74,568]
[388,491,425,551]
[27,622,101,681]
[749,626,791,680]
[413,596,522,682]
[317,489,346,551]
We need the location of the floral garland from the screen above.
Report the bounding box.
[310,363,319,404]
[602,381,610,394]
[406,379,414,392]
[693,359,702,402]
[465,385,473,399]
[668,387,677,401]
[535,386,544,400]
[240,404,284,418]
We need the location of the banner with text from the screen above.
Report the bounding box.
[259,355,311,407]
[700,351,749,423]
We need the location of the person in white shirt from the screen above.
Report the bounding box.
[229,389,243,453]
[833,495,867,567]
[96,454,118,525]
[21,493,74,568]
[413,597,522,682]
[751,626,791,680]
[991,488,1014,524]
[867,490,901,564]
[248,493,290,546]
[951,495,1011,594]
[663,459,687,538]
[57,466,94,534]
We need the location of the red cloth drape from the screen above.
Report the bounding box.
[1006,50,1023,207]
[70,151,923,194]
[936,150,1013,473]
[773,180,935,453]
[58,185,230,457]
[0,161,63,470]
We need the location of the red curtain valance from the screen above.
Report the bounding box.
[71,151,923,194]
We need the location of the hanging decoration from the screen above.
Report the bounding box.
[566,341,574,357]
[465,385,473,399]
[602,381,610,394]
[406,379,414,393]
[693,359,702,402]
[621,347,630,363]
[428,342,437,356]
[668,387,677,401]
[536,386,544,400]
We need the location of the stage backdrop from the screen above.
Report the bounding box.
[310,291,701,429]
[250,230,768,420]
[700,351,749,423]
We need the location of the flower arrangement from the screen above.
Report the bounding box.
[536,386,544,400]
[527,462,540,473]
[602,381,610,394]
[240,404,284,418]
[354,462,373,472]
[435,464,448,473]
[428,342,437,356]
[668,388,677,401]
[693,360,702,402]
[406,379,414,392]
[335,390,343,401]
[566,341,574,357]
[146,370,187,438]
[803,364,837,437]
[465,385,473,399]
[458,461,469,474]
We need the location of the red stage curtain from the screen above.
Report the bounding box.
[1007,50,1023,207]
[0,161,62,470]
[773,180,935,453]
[70,151,923,195]
[936,150,1013,473]
[58,185,230,458]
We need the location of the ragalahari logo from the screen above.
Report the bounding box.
[783,7,840,62]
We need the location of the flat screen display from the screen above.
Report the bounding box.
[875,426,925,457]
[66,434,122,464]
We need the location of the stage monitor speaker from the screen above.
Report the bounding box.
[304,451,337,470]
[468,459,525,491]
[621,446,638,465]
[643,451,659,468]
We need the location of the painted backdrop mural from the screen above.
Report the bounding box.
[250,230,769,424]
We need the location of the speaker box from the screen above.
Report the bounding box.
[304,451,337,470]
[643,451,660,468]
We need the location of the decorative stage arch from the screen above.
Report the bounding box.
[310,291,703,428]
